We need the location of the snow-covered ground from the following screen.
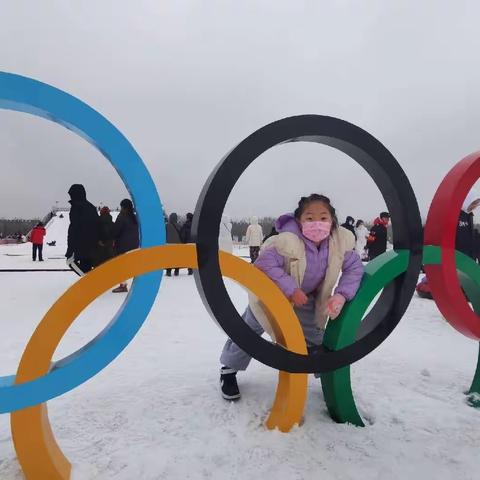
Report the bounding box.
[0,217,479,479]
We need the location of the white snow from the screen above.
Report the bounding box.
[0,218,479,479]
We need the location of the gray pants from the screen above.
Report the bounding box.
[220,296,324,371]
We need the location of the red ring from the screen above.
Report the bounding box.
[424,152,480,339]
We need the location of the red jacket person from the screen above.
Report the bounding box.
[30,222,46,262]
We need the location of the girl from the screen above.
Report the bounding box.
[112,199,139,293]
[219,194,364,400]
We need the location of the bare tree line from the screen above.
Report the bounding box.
[0,218,41,237]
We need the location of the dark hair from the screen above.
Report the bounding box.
[37,222,44,227]
[380,211,390,219]
[120,198,138,225]
[355,219,364,228]
[293,194,338,228]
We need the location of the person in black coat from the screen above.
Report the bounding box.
[96,206,115,266]
[456,193,480,258]
[112,199,139,293]
[341,216,356,240]
[473,229,480,264]
[456,209,475,258]
[416,193,480,299]
[263,226,278,243]
[367,212,390,261]
[180,212,194,275]
[166,212,181,277]
[66,184,99,274]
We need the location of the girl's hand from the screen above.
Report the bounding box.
[326,294,346,320]
[291,288,308,307]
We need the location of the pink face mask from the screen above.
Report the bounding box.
[301,221,332,243]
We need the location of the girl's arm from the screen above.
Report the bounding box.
[335,250,364,300]
[254,247,298,298]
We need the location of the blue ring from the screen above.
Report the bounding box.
[0,72,165,412]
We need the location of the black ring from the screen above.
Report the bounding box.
[193,115,423,373]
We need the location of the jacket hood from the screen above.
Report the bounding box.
[373,217,389,226]
[251,216,258,225]
[169,213,178,224]
[68,184,87,202]
[275,213,303,236]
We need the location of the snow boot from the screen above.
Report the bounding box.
[220,367,241,401]
[112,285,128,293]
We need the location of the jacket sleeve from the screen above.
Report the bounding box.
[334,250,364,300]
[254,247,298,298]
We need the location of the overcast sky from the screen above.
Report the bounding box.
[1,1,480,223]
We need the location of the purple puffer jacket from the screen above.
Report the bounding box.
[254,214,364,300]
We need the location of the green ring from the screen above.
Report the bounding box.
[321,246,480,426]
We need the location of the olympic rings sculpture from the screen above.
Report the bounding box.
[0,72,479,480]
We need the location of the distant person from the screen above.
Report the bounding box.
[263,226,278,243]
[354,220,369,260]
[456,191,480,258]
[180,212,194,275]
[367,212,390,260]
[66,184,99,275]
[166,212,181,276]
[341,216,356,240]
[96,206,115,266]
[245,216,264,263]
[29,222,46,262]
[417,191,480,298]
[112,199,140,293]
[219,214,233,254]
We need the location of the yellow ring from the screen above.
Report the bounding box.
[11,244,308,479]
